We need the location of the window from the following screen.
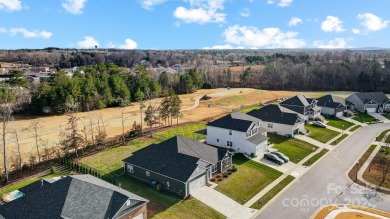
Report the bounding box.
[127,164,134,173]
[268,123,273,128]
[227,141,233,147]
[212,164,218,173]
[146,171,150,176]
[167,182,170,187]
[217,139,219,142]
[229,130,232,135]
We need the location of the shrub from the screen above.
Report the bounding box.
[231,166,237,172]
[50,166,56,174]
[223,173,229,178]
[227,171,232,175]
[216,174,222,178]
[210,178,216,182]
[218,178,223,181]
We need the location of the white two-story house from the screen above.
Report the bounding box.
[206,112,268,156]
[280,95,322,121]
[248,104,306,138]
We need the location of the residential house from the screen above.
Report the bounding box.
[316,95,346,117]
[248,104,305,138]
[122,136,232,197]
[206,112,268,156]
[0,174,149,219]
[346,92,390,113]
[280,95,322,121]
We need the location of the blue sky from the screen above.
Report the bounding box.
[0,0,389,49]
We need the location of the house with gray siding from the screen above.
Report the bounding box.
[316,95,346,117]
[122,136,232,198]
[346,92,390,113]
[0,174,149,219]
[280,95,322,121]
[248,104,305,138]
[206,112,268,156]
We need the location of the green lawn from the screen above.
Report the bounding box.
[352,113,376,123]
[330,134,349,146]
[382,114,390,120]
[349,125,362,132]
[79,122,221,218]
[376,129,390,142]
[303,149,329,166]
[268,134,318,163]
[362,146,390,189]
[305,124,340,143]
[0,167,72,196]
[215,154,282,204]
[240,105,262,113]
[250,175,295,210]
[326,117,354,130]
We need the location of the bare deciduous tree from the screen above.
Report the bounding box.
[60,114,85,158]
[28,121,42,163]
[144,104,160,138]
[10,129,22,173]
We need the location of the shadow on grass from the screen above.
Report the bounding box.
[267,133,290,144]
[195,129,207,135]
[103,169,181,218]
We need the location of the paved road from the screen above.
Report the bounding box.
[255,123,390,219]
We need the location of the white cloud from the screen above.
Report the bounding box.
[222,25,305,48]
[62,0,87,14]
[203,44,234,49]
[139,0,167,10]
[267,0,293,7]
[240,8,250,17]
[288,17,302,27]
[119,38,138,49]
[173,0,226,24]
[357,13,389,32]
[321,16,344,32]
[352,28,361,34]
[106,38,138,49]
[0,0,22,12]
[76,36,99,48]
[313,38,347,49]
[0,27,52,38]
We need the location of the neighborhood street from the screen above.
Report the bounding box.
[254,122,390,219]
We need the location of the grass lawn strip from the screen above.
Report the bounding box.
[330,134,349,146]
[250,175,295,210]
[382,114,390,120]
[215,154,282,204]
[269,134,318,163]
[305,124,340,143]
[347,205,390,218]
[349,125,361,132]
[352,113,376,123]
[376,129,390,142]
[326,117,354,130]
[313,205,339,219]
[240,105,262,113]
[303,149,329,166]
[348,145,377,182]
[362,146,390,189]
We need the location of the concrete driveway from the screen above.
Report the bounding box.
[191,186,257,219]
[254,123,390,219]
[369,113,390,123]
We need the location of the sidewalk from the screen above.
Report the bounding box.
[191,186,257,219]
[357,145,390,192]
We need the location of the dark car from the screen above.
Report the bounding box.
[264,153,284,165]
[271,151,289,163]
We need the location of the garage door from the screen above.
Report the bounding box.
[189,175,206,194]
[336,111,343,117]
[366,108,376,113]
[133,213,144,219]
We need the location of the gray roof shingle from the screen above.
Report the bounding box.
[280,95,310,107]
[354,92,390,104]
[317,95,346,109]
[122,136,229,182]
[207,112,260,132]
[0,175,148,219]
[247,134,269,145]
[248,104,303,125]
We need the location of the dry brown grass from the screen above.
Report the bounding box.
[335,212,379,219]
[347,205,390,218]
[0,88,355,169]
[313,205,338,219]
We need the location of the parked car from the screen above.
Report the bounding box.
[264,153,284,165]
[271,151,289,163]
[313,121,326,128]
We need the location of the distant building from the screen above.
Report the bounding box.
[346,92,390,113]
[29,67,50,73]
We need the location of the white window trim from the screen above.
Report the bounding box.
[127,164,134,173]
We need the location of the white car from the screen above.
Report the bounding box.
[313,121,326,128]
